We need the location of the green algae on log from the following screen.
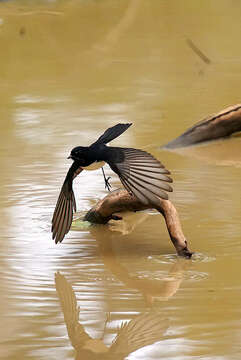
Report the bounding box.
[71,218,92,230]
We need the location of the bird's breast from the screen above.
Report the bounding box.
[82,161,106,171]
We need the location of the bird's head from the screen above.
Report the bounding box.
[68,146,87,162]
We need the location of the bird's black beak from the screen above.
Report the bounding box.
[67,155,72,159]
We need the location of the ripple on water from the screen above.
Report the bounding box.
[190,252,216,263]
[144,253,214,283]
[133,269,209,282]
[183,270,209,282]
[147,254,181,264]
[149,252,216,264]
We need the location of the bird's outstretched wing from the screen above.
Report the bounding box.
[92,123,132,146]
[108,148,173,206]
[55,272,91,348]
[110,313,169,356]
[52,162,83,243]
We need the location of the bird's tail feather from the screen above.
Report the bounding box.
[92,123,132,145]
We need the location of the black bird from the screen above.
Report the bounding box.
[52,123,173,243]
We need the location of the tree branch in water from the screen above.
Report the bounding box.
[84,189,193,258]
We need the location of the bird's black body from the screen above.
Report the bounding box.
[69,123,129,165]
[70,144,125,166]
[52,123,173,243]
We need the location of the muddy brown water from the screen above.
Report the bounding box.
[0,1,241,359]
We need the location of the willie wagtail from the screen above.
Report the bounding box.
[52,123,173,243]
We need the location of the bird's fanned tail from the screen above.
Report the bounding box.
[108,148,173,206]
[92,123,132,146]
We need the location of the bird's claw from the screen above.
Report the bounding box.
[105,176,112,191]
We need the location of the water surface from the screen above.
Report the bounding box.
[0,1,241,359]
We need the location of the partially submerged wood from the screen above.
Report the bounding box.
[84,189,193,258]
[164,104,241,149]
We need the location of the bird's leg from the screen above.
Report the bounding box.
[101,167,112,191]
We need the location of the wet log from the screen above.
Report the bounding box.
[164,104,241,149]
[84,189,193,258]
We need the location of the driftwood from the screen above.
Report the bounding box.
[186,38,211,64]
[84,189,193,258]
[164,104,241,149]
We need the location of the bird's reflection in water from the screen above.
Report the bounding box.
[55,272,169,359]
[55,214,190,358]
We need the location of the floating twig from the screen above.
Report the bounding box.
[186,38,211,64]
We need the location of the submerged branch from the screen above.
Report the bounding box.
[84,189,193,258]
[163,103,241,149]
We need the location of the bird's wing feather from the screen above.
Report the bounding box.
[91,123,132,146]
[52,162,83,243]
[108,148,173,206]
[55,272,91,348]
[110,313,169,355]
